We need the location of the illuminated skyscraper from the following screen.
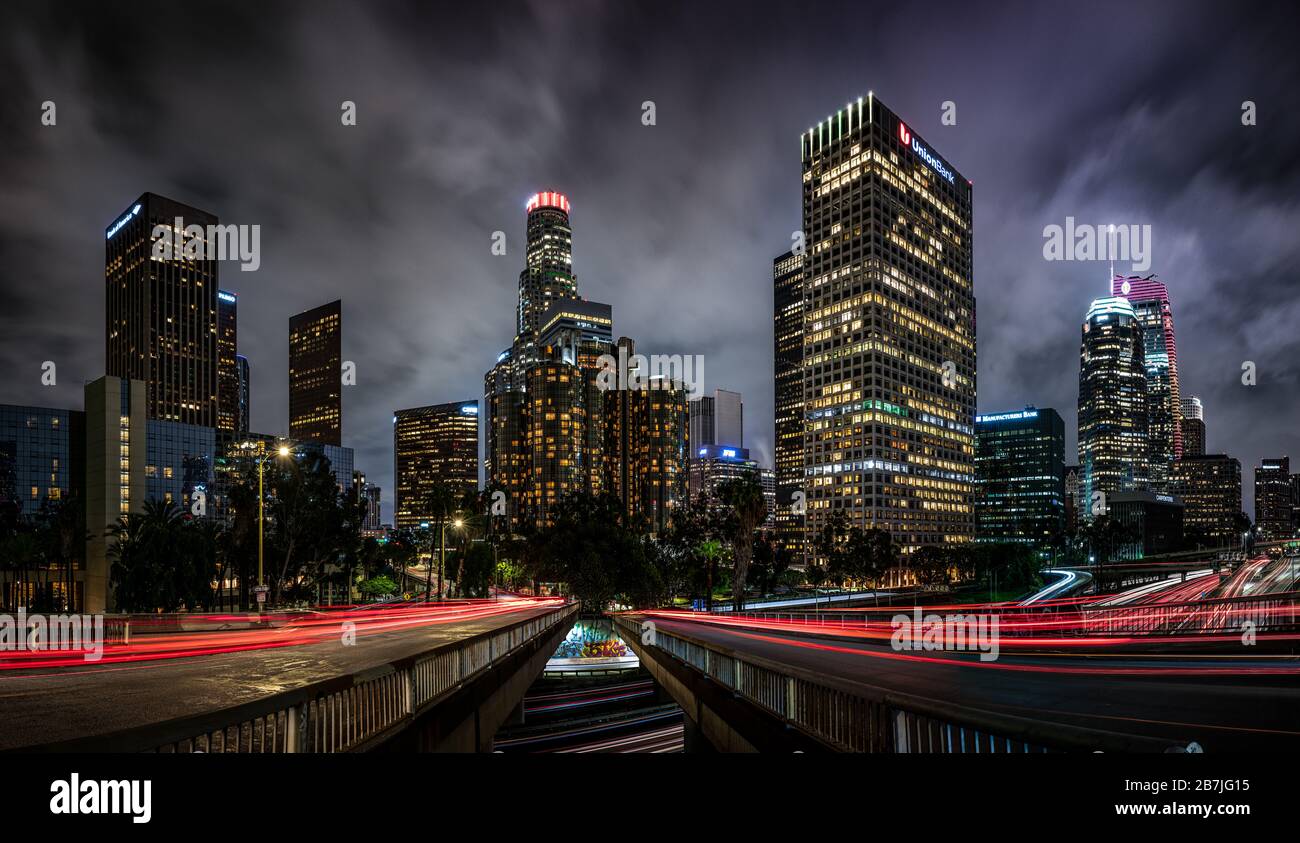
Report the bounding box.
[799,94,976,557]
[1172,454,1241,547]
[974,407,1065,545]
[236,354,251,433]
[516,191,579,369]
[288,300,342,446]
[217,290,239,433]
[393,401,479,529]
[602,339,690,533]
[105,193,219,427]
[1112,275,1181,492]
[486,192,581,526]
[772,250,805,556]
[1181,395,1205,456]
[1254,457,1294,540]
[1078,296,1148,507]
[484,193,688,532]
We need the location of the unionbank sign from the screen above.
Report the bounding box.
[898,122,955,184]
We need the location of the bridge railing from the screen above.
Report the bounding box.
[22,602,577,754]
[616,614,1196,753]
[714,589,1300,638]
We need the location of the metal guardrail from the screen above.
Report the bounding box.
[616,614,1196,753]
[718,589,1300,638]
[20,603,577,753]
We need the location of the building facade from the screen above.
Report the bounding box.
[105,193,220,427]
[1078,296,1148,507]
[393,402,479,529]
[484,193,688,532]
[288,300,342,446]
[1171,454,1242,548]
[690,389,743,451]
[1112,275,1181,493]
[1254,457,1294,541]
[974,407,1065,545]
[799,94,976,559]
[217,290,240,433]
[773,249,805,555]
[236,354,251,433]
[1108,491,1184,560]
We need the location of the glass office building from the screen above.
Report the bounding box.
[799,94,976,557]
[974,407,1065,545]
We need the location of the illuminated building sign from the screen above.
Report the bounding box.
[721,448,737,459]
[898,122,955,184]
[976,409,1039,424]
[460,404,479,415]
[106,203,142,240]
[218,291,237,303]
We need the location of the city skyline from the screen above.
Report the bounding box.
[3,1,1298,518]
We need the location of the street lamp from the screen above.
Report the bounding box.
[239,438,293,610]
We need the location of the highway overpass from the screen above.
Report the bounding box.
[2,599,577,752]
[617,607,1300,753]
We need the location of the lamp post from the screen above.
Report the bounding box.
[438,517,464,599]
[239,439,292,610]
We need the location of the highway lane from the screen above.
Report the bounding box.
[0,600,562,751]
[637,612,1300,751]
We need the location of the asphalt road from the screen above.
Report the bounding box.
[0,602,558,751]
[639,613,1300,751]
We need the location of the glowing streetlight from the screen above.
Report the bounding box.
[239,438,293,609]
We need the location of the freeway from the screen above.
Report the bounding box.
[0,597,563,751]
[632,609,1300,751]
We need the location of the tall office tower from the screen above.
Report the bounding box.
[363,485,382,534]
[773,250,805,555]
[516,192,579,367]
[689,389,744,449]
[974,407,1065,545]
[351,470,382,534]
[799,94,975,557]
[105,193,219,427]
[485,349,529,526]
[1254,457,1294,540]
[524,357,588,526]
[392,402,479,529]
[485,192,619,530]
[216,291,239,432]
[602,338,690,533]
[236,354,251,433]
[1078,296,1148,508]
[1064,463,1082,532]
[539,300,614,498]
[759,468,776,526]
[1113,275,1181,492]
[1180,395,1205,456]
[689,394,715,449]
[288,300,342,446]
[1172,455,1241,547]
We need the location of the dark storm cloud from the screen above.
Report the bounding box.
[1,0,1297,516]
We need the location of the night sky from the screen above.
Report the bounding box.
[2,0,1297,519]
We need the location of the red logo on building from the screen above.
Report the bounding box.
[898,122,911,145]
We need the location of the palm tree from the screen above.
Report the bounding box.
[422,484,458,602]
[717,473,768,611]
[699,539,722,611]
